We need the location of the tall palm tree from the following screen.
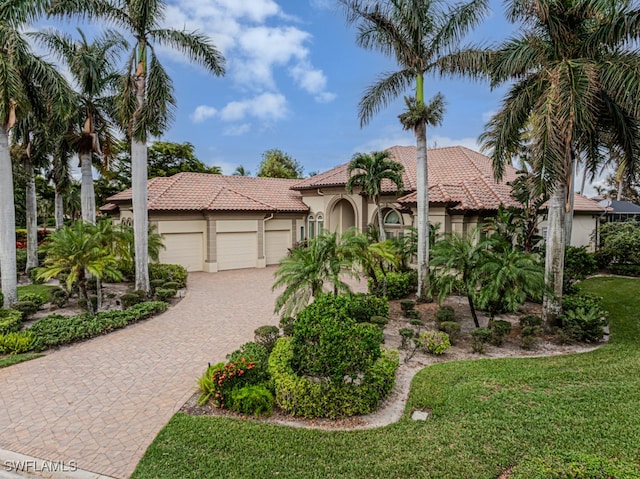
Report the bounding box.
[0,3,72,307]
[51,0,226,292]
[481,0,640,327]
[35,28,128,225]
[233,165,250,176]
[346,150,404,241]
[341,0,490,299]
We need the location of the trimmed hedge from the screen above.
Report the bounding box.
[26,301,168,351]
[0,309,23,335]
[346,293,389,323]
[149,263,188,289]
[269,337,399,419]
[368,270,418,299]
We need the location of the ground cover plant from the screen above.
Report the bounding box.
[132,277,640,479]
[0,353,43,368]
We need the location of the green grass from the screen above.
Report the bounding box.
[132,278,640,479]
[0,353,43,368]
[17,284,57,303]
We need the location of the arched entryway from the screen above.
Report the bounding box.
[329,198,356,234]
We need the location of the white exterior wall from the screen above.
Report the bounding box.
[538,213,598,250]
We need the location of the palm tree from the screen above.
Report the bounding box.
[346,150,404,241]
[481,0,640,327]
[341,0,490,299]
[0,3,72,307]
[233,165,250,176]
[51,0,226,292]
[35,28,128,225]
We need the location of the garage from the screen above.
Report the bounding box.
[216,232,258,270]
[159,233,204,272]
[265,230,290,265]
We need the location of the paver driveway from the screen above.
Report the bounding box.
[0,267,345,479]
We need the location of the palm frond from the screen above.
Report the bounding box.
[359,69,413,126]
[150,28,225,76]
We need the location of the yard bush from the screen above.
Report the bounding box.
[269,337,399,419]
[154,288,177,302]
[399,327,415,349]
[519,315,542,328]
[400,299,416,312]
[49,287,69,308]
[0,309,23,335]
[564,246,598,285]
[609,263,640,276]
[149,263,188,289]
[344,293,389,323]
[560,293,608,343]
[490,319,512,346]
[0,331,37,354]
[16,249,27,273]
[254,325,279,353]
[368,270,417,299]
[434,305,455,323]
[28,267,45,285]
[279,316,295,336]
[370,316,388,329]
[511,452,640,479]
[18,293,44,309]
[11,301,38,320]
[291,294,383,383]
[418,330,451,355]
[199,358,263,409]
[470,327,492,353]
[121,293,142,309]
[520,325,542,350]
[438,321,461,344]
[230,385,274,417]
[406,309,421,320]
[226,342,270,384]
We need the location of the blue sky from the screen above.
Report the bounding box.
[39,0,522,176]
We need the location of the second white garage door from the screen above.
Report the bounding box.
[265,230,290,265]
[217,232,257,270]
[159,233,204,272]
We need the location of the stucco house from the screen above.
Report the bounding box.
[100,145,605,272]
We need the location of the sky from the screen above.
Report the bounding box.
[34,0,603,192]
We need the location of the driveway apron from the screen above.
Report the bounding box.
[0,268,327,478]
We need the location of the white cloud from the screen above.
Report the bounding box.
[355,132,482,154]
[219,92,288,122]
[191,105,218,123]
[310,0,335,9]
[223,123,251,136]
[289,61,336,103]
[428,135,482,151]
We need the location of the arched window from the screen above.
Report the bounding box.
[384,210,401,225]
[383,209,402,238]
[316,214,324,234]
[308,215,315,239]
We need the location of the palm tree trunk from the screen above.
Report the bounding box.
[80,151,96,224]
[54,186,64,229]
[617,180,623,201]
[564,155,576,246]
[542,183,566,328]
[415,121,429,300]
[467,294,480,328]
[25,155,39,271]
[0,125,18,307]
[376,197,386,241]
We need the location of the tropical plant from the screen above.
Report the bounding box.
[481,0,640,327]
[0,2,73,307]
[346,150,404,241]
[256,149,303,179]
[232,165,251,176]
[50,0,226,293]
[341,0,490,299]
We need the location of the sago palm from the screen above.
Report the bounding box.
[50,0,226,292]
[0,3,72,307]
[481,0,640,326]
[341,0,490,299]
[346,150,404,241]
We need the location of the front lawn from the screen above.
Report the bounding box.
[17,284,57,303]
[132,277,640,479]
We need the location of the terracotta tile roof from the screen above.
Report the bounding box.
[106,173,309,213]
[568,194,606,213]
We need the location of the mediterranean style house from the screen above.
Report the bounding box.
[100,145,605,272]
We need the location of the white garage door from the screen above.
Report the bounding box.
[217,232,257,270]
[265,230,290,265]
[159,233,203,272]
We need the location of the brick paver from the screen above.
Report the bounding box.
[0,268,363,478]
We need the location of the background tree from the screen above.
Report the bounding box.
[341,0,490,300]
[51,0,226,293]
[232,165,251,176]
[257,149,303,179]
[0,4,72,307]
[346,150,404,241]
[482,0,640,327]
[147,141,221,177]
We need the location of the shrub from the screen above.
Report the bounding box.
[28,267,45,285]
[19,293,44,309]
[400,299,416,312]
[519,315,542,328]
[560,306,607,343]
[16,249,27,273]
[226,342,270,385]
[434,305,455,323]
[418,330,451,355]
[438,321,461,344]
[520,325,542,350]
[197,362,224,406]
[490,320,512,346]
[230,385,274,417]
[346,293,389,323]
[279,316,295,336]
[370,316,388,328]
[0,331,37,354]
[564,246,598,285]
[0,309,23,335]
[11,301,38,320]
[368,270,417,299]
[149,263,188,289]
[155,288,177,302]
[610,263,640,276]
[162,281,179,290]
[470,327,492,353]
[150,279,165,293]
[121,293,141,309]
[133,289,148,301]
[206,358,263,409]
[406,309,421,320]
[254,325,279,353]
[399,328,415,349]
[0,291,3,307]
[510,452,640,479]
[49,287,69,308]
[291,294,383,383]
[269,337,399,418]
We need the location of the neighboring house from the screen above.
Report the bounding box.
[598,199,640,222]
[100,145,605,271]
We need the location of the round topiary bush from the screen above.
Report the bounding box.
[254,325,279,353]
[435,305,455,323]
[419,330,451,355]
[11,301,38,320]
[490,320,512,346]
[438,321,461,344]
[470,327,493,353]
